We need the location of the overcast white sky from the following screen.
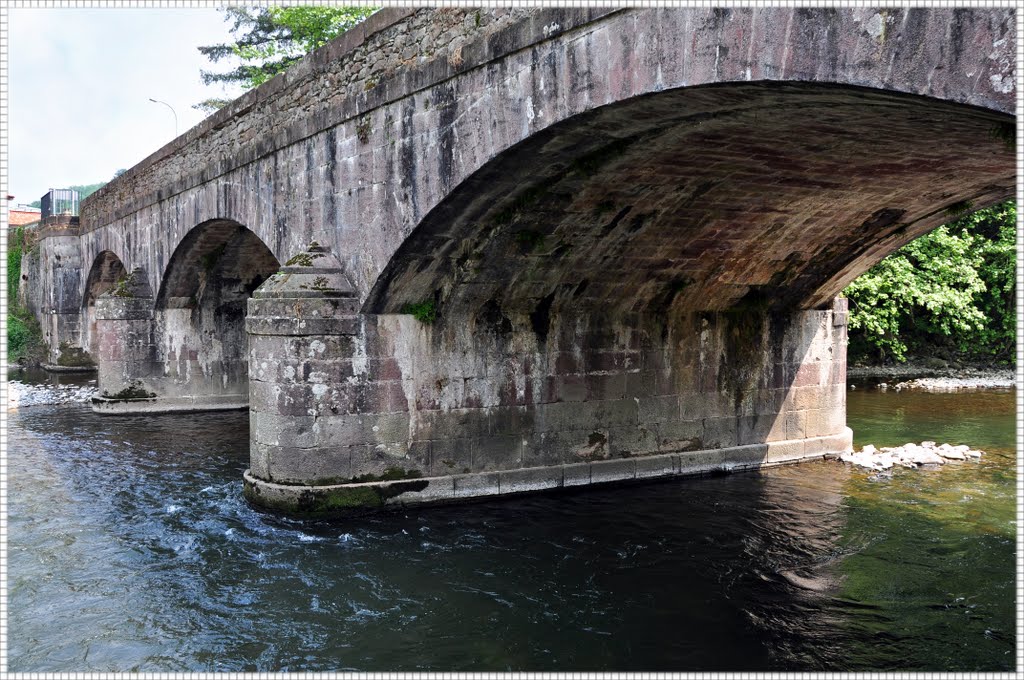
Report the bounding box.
[8,7,244,204]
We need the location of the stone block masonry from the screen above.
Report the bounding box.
[243,244,852,514]
[20,7,1013,513]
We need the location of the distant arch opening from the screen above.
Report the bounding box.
[154,219,279,403]
[82,250,128,359]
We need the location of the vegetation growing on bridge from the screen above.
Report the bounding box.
[843,200,1015,365]
[401,300,437,324]
[7,226,45,364]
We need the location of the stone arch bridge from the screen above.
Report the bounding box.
[22,7,1016,514]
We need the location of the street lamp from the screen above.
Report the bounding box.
[148,98,178,138]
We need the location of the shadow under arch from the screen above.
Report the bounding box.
[364,81,1014,323]
[152,218,280,406]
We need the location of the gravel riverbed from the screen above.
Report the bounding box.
[7,381,99,409]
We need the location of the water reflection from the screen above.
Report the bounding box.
[7,388,1016,672]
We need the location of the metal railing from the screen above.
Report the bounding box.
[40,188,80,219]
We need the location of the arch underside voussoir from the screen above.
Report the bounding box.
[367,82,1014,323]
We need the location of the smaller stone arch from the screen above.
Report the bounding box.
[82,250,128,360]
[149,219,280,409]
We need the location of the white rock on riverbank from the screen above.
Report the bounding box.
[891,375,1014,391]
[7,381,98,409]
[840,441,982,470]
[848,365,1014,391]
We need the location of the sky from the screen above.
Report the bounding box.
[8,7,245,205]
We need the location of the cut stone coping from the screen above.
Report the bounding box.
[42,363,97,374]
[92,394,248,414]
[243,428,853,517]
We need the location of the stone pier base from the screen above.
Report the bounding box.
[91,394,248,414]
[243,428,852,515]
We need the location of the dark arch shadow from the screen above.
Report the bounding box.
[83,250,128,307]
[365,81,1014,323]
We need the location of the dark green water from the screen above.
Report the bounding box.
[6,386,1017,672]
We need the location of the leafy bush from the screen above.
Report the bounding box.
[8,307,43,362]
[7,226,45,363]
[401,300,437,324]
[844,201,1016,364]
[8,226,23,304]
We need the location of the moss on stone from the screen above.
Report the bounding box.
[56,342,95,368]
[492,183,548,226]
[100,379,156,400]
[285,252,315,267]
[309,486,383,511]
[720,292,772,407]
[245,474,431,517]
[285,248,327,267]
[111,272,135,297]
[990,121,1015,150]
[356,117,372,143]
[515,229,545,251]
[200,244,227,272]
[351,467,424,483]
[570,136,634,177]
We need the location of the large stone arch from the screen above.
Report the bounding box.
[353,7,1014,308]
[72,8,1015,312]
[92,219,281,412]
[237,7,1015,513]
[25,7,1012,508]
[365,81,1014,320]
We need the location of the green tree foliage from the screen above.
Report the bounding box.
[844,201,1016,364]
[197,6,377,102]
[7,226,44,363]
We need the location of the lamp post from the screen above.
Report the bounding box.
[148,98,178,138]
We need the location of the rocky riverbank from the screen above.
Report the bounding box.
[7,381,98,409]
[848,364,1014,391]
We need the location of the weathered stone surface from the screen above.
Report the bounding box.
[21,8,1012,511]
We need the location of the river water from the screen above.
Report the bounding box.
[6,379,1017,672]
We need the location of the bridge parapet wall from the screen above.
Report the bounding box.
[78,6,565,232]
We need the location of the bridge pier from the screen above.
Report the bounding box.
[243,246,852,515]
[90,264,254,413]
[92,268,159,411]
[36,222,93,371]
